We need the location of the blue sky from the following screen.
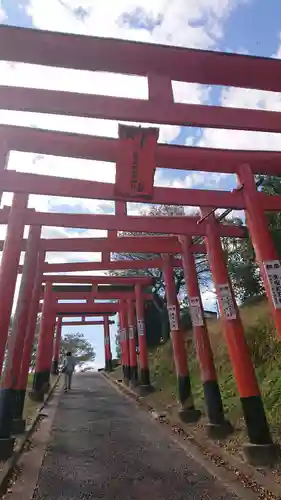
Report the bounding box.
[1,0,281,367]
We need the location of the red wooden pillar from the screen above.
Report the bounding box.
[30,282,57,402]
[162,254,201,423]
[117,315,125,378]
[180,236,232,438]
[0,224,42,439]
[0,193,29,376]
[127,299,138,386]
[119,300,130,383]
[104,316,112,372]
[135,284,151,389]
[238,164,281,337]
[202,210,278,465]
[51,316,62,375]
[15,251,45,426]
[0,139,10,205]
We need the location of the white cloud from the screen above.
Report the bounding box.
[0,0,250,272]
[26,0,247,49]
[198,42,281,152]
[0,1,6,22]
[199,127,281,151]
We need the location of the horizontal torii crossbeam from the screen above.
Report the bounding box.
[0,168,280,210]
[40,258,183,274]
[42,292,153,300]
[57,312,117,318]
[2,125,281,176]
[0,208,246,234]
[42,276,153,285]
[60,319,115,326]
[0,233,205,254]
[2,85,281,134]
[1,25,280,92]
[41,303,119,315]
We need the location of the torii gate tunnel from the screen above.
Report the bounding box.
[0,25,280,466]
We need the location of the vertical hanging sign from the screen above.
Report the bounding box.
[129,326,135,340]
[168,305,179,330]
[189,297,204,327]
[264,260,281,309]
[122,328,127,341]
[115,124,159,200]
[137,320,145,336]
[217,284,236,320]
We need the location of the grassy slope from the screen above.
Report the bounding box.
[149,296,281,446]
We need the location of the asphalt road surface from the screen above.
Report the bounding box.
[33,373,238,500]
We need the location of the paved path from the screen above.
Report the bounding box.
[33,373,237,500]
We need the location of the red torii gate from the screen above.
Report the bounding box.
[46,282,154,385]
[0,207,241,454]
[0,25,281,465]
[31,276,152,401]
[51,317,115,376]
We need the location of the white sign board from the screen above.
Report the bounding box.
[264,260,281,309]
[129,326,135,340]
[168,305,179,330]
[122,328,127,341]
[189,296,204,327]
[217,284,236,320]
[137,320,145,336]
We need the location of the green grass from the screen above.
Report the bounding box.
[149,298,281,445]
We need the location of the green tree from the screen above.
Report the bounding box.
[222,218,263,303]
[258,175,281,255]
[60,332,96,368]
[109,204,210,343]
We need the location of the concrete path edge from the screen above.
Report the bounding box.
[0,376,61,496]
[103,372,281,500]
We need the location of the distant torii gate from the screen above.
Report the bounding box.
[44,282,154,383]
[51,316,115,376]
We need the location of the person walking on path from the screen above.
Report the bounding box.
[62,351,76,392]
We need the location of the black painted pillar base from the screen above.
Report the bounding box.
[29,370,50,401]
[0,388,16,439]
[123,365,130,385]
[140,368,150,386]
[240,395,280,466]
[0,437,15,460]
[178,375,201,423]
[241,395,273,445]
[203,380,233,439]
[12,389,27,434]
[105,360,113,372]
[51,359,59,375]
[138,368,153,395]
[129,365,138,387]
[243,443,280,467]
[13,389,26,420]
[206,420,234,440]
[12,418,26,435]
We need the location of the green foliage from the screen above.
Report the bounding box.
[149,300,281,442]
[223,224,263,304]
[60,332,96,368]
[258,175,281,256]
